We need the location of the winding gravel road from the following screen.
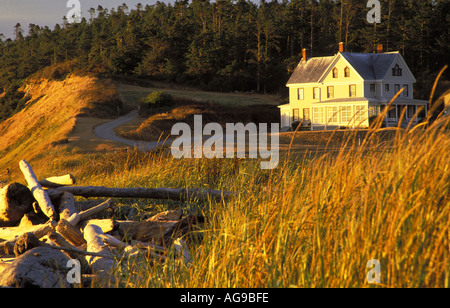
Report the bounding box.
[94,110,166,151]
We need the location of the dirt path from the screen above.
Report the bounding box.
[93,110,166,151]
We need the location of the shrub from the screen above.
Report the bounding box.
[141,91,174,107]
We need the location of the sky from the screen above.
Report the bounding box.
[0,0,176,40]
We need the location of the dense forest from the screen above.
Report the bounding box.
[0,0,448,96]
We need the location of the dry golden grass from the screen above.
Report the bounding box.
[0,73,122,177]
[0,72,448,288]
[14,115,446,288]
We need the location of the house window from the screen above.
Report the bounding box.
[341,106,353,124]
[368,105,380,118]
[312,107,325,124]
[370,84,376,92]
[297,88,304,100]
[327,106,339,125]
[349,84,356,97]
[313,87,319,100]
[392,64,402,76]
[332,68,338,78]
[385,84,390,92]
[327,86,334,99]
[395,84,400,94]
[303,108,310,121]
[354,105,367,125]
[344,67,350,77]
[293,109,300,122]
[403,84,409,97]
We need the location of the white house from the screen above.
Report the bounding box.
[279,43,428,130]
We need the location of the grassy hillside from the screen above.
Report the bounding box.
[0,73,122,178]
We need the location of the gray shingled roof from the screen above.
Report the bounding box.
[286,56,335,85]
[340,52,398,80]
[286,52,400,85]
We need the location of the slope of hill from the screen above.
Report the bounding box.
[0,73,122,176]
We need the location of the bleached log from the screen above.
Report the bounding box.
[0,246,71,288]
[39,174,76,188]
[0,183,34,227]
[75,199,108,211]
[19,159,56,221]
[49,186,235,201]
[0,220,56,242]
[67,199,114,226]
[83,224,116,286]
[59,192,77,221]
[80,219,117,234]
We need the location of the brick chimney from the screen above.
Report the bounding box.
[377,44,383,54]
[339,42,344,53]
[302,48,310,62]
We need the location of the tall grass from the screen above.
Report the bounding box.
[39,113,449,288]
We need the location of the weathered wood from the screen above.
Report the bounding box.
[83,224,116,286]
[80,219,118,234]
[0,246,71,288]
[75,199,108,211]
[0,220,56,242]
[68,198,114,226]
[49,186,235,201]
[117,220,179,243]
[56,219,86,247]
[59,192,77,221]
[19,159,56,221]
[13,232,43,256]
[39,174,76,188]
[116,210,183,243]
[0,183,34,227]
[173,238,192,265]
[0,240,15,256]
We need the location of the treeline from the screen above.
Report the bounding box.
[0,0,448,95]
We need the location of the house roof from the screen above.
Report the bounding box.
[340,52,398,80]
[286,56,335,85]
[286,51,401,85]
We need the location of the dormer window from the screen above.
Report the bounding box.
[344,67,350,77]
[392,64,402,76]
[332,68,338,78]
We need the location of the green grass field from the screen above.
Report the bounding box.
[116,83,281,108]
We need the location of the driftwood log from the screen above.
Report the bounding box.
[19,159,56,221]
[0,220,57,242]
[67,198,114,226]
[58,192,77,221]
[0,246,71,288]
[56,219,86,247]
[117,209,183,243]
[0,160,209,287]
[39,174,76,188]
[0,183,34,227]
[83,224,116,286]
[48,186,235,201]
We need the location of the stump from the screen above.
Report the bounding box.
[0,183,34,227]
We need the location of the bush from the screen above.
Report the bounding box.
[141,91,174,107]
[139,91,175,115]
